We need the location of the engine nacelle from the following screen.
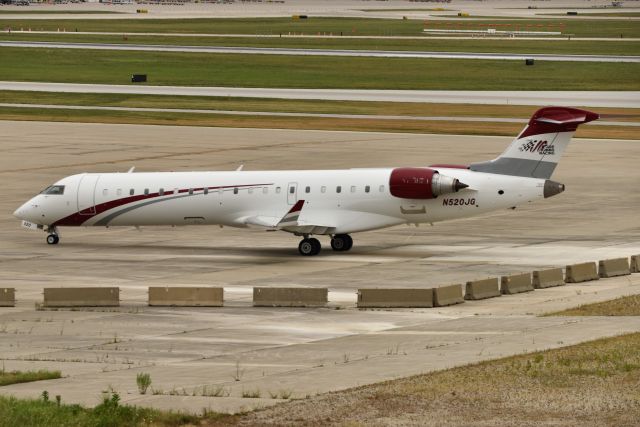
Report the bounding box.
[389,167,468,199]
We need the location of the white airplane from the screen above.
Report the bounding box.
[14,106,598,256]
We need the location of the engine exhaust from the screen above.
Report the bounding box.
[432,174,469,196]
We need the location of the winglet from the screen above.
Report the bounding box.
[277,200,305,227]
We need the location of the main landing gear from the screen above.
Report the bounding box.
[297,234,353,256]
[46,226,59,245]
[330,234,353,252]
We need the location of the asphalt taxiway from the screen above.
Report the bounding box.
[0,121,638,414]
[1,82,638,107]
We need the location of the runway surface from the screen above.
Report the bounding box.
[1,121,639,413]
[0,102,636,127]
[1,81,638,108]
[2,40,638,62]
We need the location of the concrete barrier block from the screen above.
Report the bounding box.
[599,257,631,278]
[501,273,534,295]
[532,268,565,289]
[0,288,15,307]
[357,288,433,308]
[464,278,500,300]
[43,287,119,307]
[253,287,327,307]
[149,287,223,307]
[433,284,464,307]
[632,255,640,273]
[565,262,599,283]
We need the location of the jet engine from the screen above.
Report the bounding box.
[389,167,468,199]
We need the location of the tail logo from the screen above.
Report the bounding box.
[519,139,555,156]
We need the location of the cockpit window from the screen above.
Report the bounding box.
[40,185,65,195]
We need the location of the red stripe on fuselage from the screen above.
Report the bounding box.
[52,183,272,226]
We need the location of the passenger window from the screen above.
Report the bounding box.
[350,186,356,193]
[379,185,385,193]
[305,186,310,193]
[144,188,149,195]
[130,189,134,196]
[102,189,108,196]
[204,188,209,195]
[159,188,164,196]
[321,186,326,193]
[289,186,295,194]
[365,185,370,193]
[189,188,194,195]
[336,186,342,193]
[276,187,281,194]
[234,188,239,195]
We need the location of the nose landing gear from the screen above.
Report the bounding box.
[45,226,59,245]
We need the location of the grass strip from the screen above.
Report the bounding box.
[0,390,225,427]
[2,32,639,55]
[1,47,638,90]
[547,294,640,316]
[1,16,639,38]
[232,333,640,426]
[0,106,637,140]
[0,10,124,15]
[0,369,61,387]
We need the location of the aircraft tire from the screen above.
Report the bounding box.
[309,238,321,255]
[331,234,353,252]
[299,238,316,256]
[46,234,59,245]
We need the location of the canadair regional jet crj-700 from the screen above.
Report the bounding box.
[14,107,597,256]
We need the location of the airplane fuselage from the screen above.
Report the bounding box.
[15,168,546,233]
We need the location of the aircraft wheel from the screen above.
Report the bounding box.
[331,234,353,252]
[298,238,321,256]
[309,238,321,255]
[46,234,59,245]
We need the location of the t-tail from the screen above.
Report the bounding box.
[470,107,599,186]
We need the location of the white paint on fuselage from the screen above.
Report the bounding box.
[15,168,546,235]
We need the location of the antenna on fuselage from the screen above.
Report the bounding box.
[236,164,244,171]
[127,166,135,173]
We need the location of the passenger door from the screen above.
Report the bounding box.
[77,174,100,215]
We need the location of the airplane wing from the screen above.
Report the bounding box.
[242,200,336,235]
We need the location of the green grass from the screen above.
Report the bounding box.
[0,390,226,427]
[2,32,639,55]
[1,16,639,37]
[0,10,124,14]
[548,294,640,316]
[1,47,638,90]
[0,369,61,387]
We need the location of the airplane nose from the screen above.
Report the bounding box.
[13,206,25,220]
[13,201,35,221]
